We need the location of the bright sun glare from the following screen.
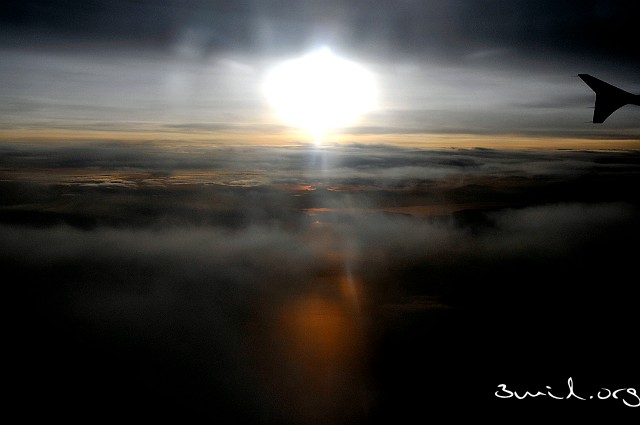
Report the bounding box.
[264,48,376,140]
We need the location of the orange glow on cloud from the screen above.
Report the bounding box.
[272,184,316,191]
[279,296,358,369]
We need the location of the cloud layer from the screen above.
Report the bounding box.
[4,143,640,421]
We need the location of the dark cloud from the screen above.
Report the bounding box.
[3,0,639,64]
[4,144,640,421]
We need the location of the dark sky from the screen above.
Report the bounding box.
[3,0,639,61]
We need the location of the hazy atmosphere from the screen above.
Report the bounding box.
[3,1,640,422]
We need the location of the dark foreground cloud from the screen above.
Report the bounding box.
[4,144,640,421]
[4,203,640,422]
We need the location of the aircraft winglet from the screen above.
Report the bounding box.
[578,74,635,123]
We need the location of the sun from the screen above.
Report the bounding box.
[263,48,376,140]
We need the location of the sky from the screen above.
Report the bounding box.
[2,0,640,146]
[3,1,640,423]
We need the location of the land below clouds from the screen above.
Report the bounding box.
[3,143,640,422]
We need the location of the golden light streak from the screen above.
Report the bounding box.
[1,129,638,150]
